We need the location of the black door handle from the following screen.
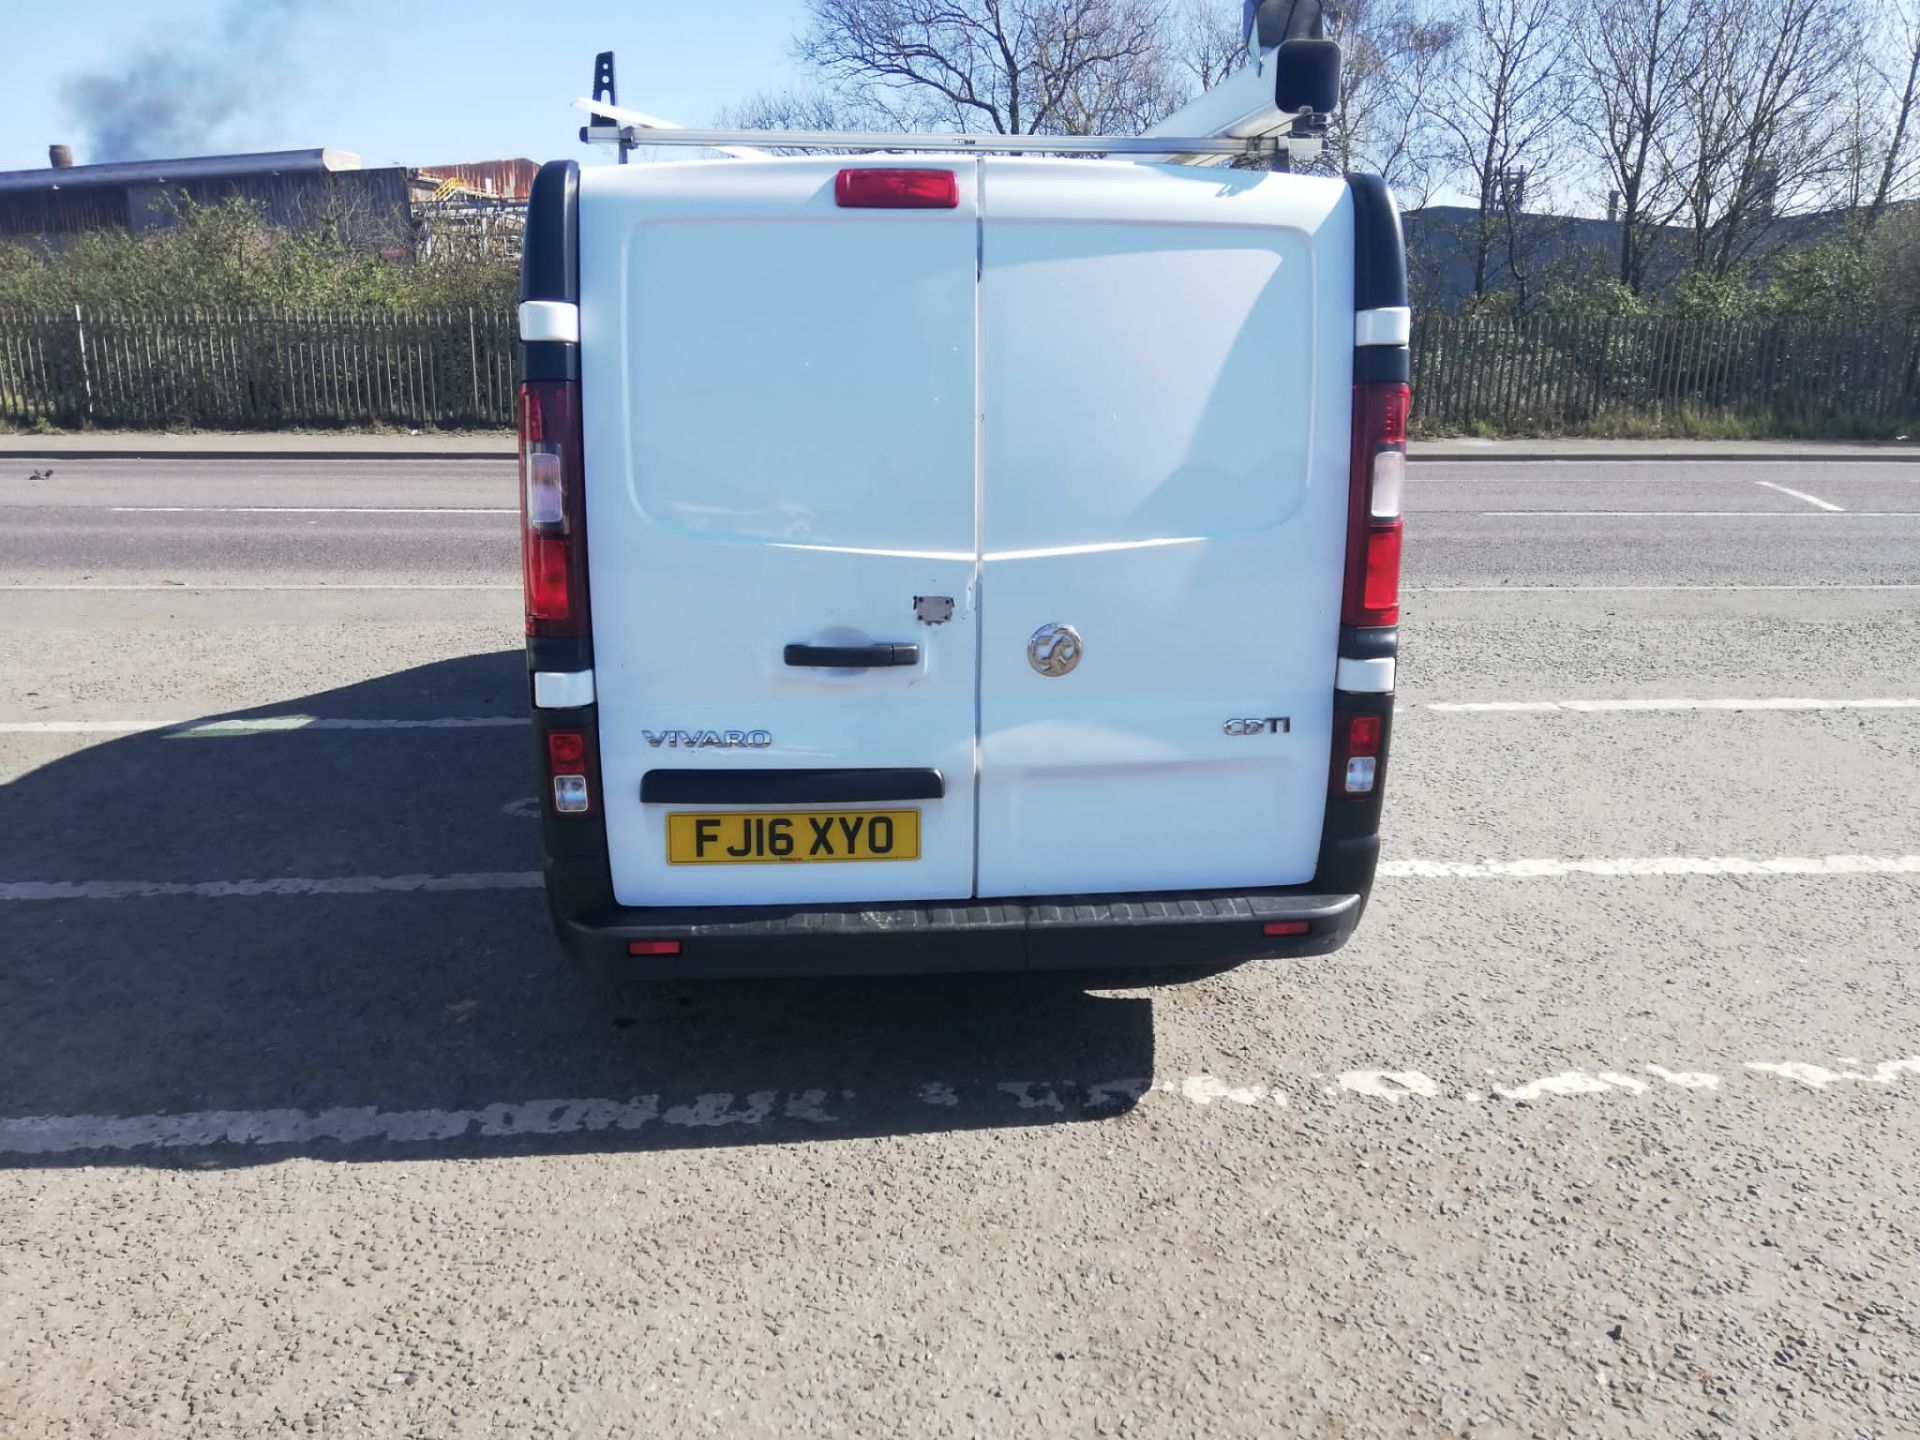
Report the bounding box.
[784,642,921,668]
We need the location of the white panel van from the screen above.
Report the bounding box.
[515,131,1408,982]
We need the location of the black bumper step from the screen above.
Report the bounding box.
[554,886,1361,982]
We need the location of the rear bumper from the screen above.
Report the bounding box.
[548,870,1367,983]
[526,645,1390,985]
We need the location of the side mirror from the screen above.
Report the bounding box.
[1275,38,1341,117]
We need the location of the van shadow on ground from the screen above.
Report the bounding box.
[0,651,1155,1169]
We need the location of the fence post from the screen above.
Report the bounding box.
[469,307,480,423]
[72,303,95,422]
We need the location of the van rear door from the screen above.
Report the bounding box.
[974,161,1354,897]
[577,160,980,908]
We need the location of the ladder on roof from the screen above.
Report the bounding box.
[573,22,1339,169]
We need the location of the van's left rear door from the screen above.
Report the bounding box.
[577,159,980,908]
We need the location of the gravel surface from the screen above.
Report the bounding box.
[1,457,1916,1439]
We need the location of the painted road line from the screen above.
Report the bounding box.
[1470,510,1919,517]
[0,716,523,736]
[1380,855,1920,878]
[107,506,515,515]
[0,872,544,901]
[7,855,1920,902]
[1754,480,1845,511]
[1,583,519,592]
[1407,583,1920,593]
[1426,697,1920,714]
[3,1057,1914,1156]
[1408,472,1920,481]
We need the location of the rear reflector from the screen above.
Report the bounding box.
[835,168,959,209]
[628,939,682,957]
[1348,715,1382,756]
[1262,921,1310,937]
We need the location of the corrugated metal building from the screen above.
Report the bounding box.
[0,148,413,247]
[411,158,539,203]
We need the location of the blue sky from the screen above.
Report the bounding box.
[1,0,812,172]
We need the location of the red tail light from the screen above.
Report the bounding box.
[518,380,588,637]
[834,168,959,209]
[1343,382,1409,627]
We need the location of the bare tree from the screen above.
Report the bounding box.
[1573,0,1699,291]
[1864,0,1920,224]
[1171,0,1251,91]
[797,0,1182,135]
[1318,0,1455,203]
[1432,0,1575,305]
[1664,0,1859,274]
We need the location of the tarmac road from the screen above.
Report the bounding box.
[2,450,1918,1438]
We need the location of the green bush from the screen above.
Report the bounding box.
[0,197,516,313]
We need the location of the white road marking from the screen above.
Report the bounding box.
[1426,697,1920,714]
[1336,1070,1439,1103]
[1,583,518,592]
[2,1057,1909,1154]
[1754,480,1845,511]
[0,716,522,736]
[8,854,1920,902]
[1407,470,1920,480]
[107,506,515,515]
[1407,583,1920,593]
[0,872,544,901]
[1744,1059,1920,1088]
[1381,855,1920,879]
[1469,510,1914,517]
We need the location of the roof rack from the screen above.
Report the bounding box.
[573,32,1339,170]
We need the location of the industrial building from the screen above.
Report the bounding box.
[0,146,535,252]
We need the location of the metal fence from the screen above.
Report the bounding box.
[5,307,1920,434]
[1411,314,1920,435]
[0,308,518,430]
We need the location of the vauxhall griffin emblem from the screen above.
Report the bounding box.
[1027,623,1083,678]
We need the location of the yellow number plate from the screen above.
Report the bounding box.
[666,809,921,865]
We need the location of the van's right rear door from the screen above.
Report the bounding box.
[974,160,1355,898]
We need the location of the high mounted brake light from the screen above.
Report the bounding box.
[518,380,588,637]
[1342,382,1409,628]
[834,168,959,209]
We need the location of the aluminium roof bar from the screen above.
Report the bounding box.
[571,99,1286,161]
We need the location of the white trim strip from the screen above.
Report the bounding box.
[533,670,595,709]
[1381,855,1920,879]
[8,854,1920,902]
[0,716,522,736]
[1336,656,1395,693]
[1355,306,1411,346]
[1754,480,1844,511]
[517,299,580,344]
[1427,697,1920,715]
